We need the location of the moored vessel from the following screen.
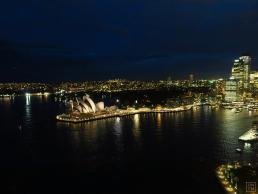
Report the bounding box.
[239,122,258,142]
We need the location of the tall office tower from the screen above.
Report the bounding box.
[231,55,251,90]
[167,76,172,86]
[250,71,258,91]
[224,77,238,102]
[189,74,194,83]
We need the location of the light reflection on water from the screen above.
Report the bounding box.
[2,96,258,168]
[132,114,141,141]
[156,113,161,129]
[2,97,258,194]
[26,94,31,106]
[2,96,258,194]
[53,106,258,165]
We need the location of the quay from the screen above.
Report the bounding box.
[216,164,237,194]
[56,105,193,123]
[216,162,258,194]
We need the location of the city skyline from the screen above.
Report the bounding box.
[1,0,258,81]
[2,2,258,194]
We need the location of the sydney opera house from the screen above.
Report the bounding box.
[68,95,105,114]
[68,95,117,115]
[57,94,193,123]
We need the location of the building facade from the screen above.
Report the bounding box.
[231,55,251,90]
[224,78,238,102]
[250,71,258,91]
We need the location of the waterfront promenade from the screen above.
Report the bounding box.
[216,162,258,194]
[56,105,193,123]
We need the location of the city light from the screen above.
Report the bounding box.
[1,1,258,193]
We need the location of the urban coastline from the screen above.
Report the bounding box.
[2,54,258,194]
[216,162,258,194]
[54,54,258,193]
[56,105,193,123]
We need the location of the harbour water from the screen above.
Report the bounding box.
[1,95,258,193]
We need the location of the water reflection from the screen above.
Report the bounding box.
[6,95,258,167]
[133,114,140,129]
[113,117,123,152]
[244,142,251,150]
[155,113,165,144]
[57,121,98,142]
[24,95,32,130]
[157,113,161,130]
[216,109,258,162]
[57,114,143,153]
[114,117,122,136]
[132,114,141,140]
[26,93,31,106]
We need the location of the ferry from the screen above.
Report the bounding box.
[239,122,258,142]
[235,108,242,113]
[223,105,234,110]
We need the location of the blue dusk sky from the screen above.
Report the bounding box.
[0,0,258,81]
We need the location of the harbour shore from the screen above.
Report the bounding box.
[56,105,193,123]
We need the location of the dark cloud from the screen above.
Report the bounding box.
[0,0,258,81]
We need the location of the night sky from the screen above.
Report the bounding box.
[1,0,258,82]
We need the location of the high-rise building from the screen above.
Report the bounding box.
[167,76,173,86]
[231,55,251,90]
[250,71,258,91]
[224,77,238,102]
[189,74,194,83]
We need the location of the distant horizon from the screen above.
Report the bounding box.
[0,76,231,84]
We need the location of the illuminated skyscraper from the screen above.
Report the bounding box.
[250,71,258,91]
[189,74,194,83]
[224,77,238,102]
[167,76,172,86]
[231,55,251,90]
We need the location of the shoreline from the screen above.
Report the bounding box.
[216,164,236,194]
[215,162,258,194]
[56,105,193,123]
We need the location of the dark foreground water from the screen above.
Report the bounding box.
[1,95,258,194]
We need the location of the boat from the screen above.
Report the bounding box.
[234,107,243,113]
[239,124,258,142]
[236,148,242,153]
[235,110,242,113]
[252,121,258,125]
[224,106,234,110]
